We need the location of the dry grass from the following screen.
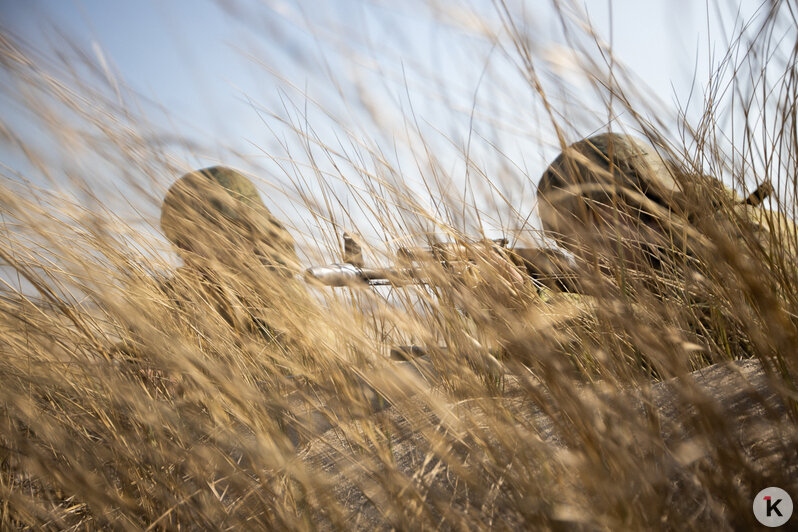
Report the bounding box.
[1,1,797,530]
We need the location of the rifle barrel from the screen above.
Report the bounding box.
[305,245,581,291]
[304,263,423,287]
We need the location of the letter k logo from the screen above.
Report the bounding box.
[754,487,792,526]
[765,496,783,517]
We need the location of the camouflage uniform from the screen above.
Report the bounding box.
[535,133,796,368]
[538,133,680,258]
[537,133,794,276]
[115,165,304,380]
[161,166,299,277]
[156,167,302,338]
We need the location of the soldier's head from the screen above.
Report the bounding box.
[161,166,299,275]
[537,133,685,268]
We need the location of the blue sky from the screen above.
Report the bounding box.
[0,0,774,249]
[1,0,761,152]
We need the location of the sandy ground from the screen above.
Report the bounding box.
[299,359,796,529]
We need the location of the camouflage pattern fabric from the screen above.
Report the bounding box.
[537,133,682,256]
[158,166,305,343]
[535,133,797,369]
[537,132,796,263]
[161,166,299,276]
[111,168,306,400]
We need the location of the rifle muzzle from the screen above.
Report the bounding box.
[304,263,370,286]
[305,264,416,287]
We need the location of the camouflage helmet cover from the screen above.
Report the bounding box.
[161,166,297,272]
[537,133,682,250]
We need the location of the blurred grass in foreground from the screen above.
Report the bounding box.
[1,1,797,529]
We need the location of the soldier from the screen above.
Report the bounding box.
[161,167,391,436]
[535,132,795,366]
[159,165,304,339]
[537,133,681,269]
[161,166,299,277]
[113,166,307,394]
[537,132,792,280]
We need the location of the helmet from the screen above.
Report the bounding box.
[161,166,298,274]
[537,133,682,254]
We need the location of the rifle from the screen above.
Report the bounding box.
[305,233,579,292]
[304,233,580,362]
